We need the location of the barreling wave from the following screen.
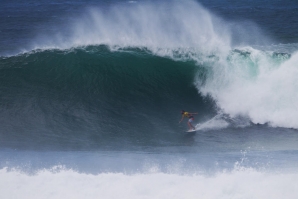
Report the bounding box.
[1,0,298,150]
[0,44,297,150]
[0,46,217,149]
[23,0,298,130]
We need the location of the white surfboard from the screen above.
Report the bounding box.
[184,129,197,133]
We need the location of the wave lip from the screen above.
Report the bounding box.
[196,47,298,129]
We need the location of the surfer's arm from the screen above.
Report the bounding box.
[179,115,184,123]
[189,112,198,115]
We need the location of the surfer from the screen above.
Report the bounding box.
[179,110,198,130]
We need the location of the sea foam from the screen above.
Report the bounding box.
[198,48,298,129]
[0,166,297,199]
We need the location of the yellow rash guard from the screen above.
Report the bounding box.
[183,112,193,118]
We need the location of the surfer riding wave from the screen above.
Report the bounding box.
[179,110,198,130]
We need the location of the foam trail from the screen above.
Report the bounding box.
[195,113,229,131]
[1,167,298,199]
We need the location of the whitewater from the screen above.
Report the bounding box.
[2,168,298,199]
[1,149,298,199]
[0,0,298,198]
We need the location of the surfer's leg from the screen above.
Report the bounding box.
[187,122,192,130]
[189,122,195,130]
[188,118,195,130]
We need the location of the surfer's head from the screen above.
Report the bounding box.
[181,110,185,114]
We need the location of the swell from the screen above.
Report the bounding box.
[0,46,215,150]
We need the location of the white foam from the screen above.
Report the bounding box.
[195,113,230,131]
[198,48,298,129]
[1,166,297,199]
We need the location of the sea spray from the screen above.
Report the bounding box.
[30,0,231,54]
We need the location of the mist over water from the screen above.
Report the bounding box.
[31,1,231,52]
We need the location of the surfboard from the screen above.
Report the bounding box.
[184,129,197,133]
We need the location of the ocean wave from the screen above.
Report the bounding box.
[0,43,297,151]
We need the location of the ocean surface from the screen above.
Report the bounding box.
[1,0,298,198]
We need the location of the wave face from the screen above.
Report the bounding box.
[0,46,216,149]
